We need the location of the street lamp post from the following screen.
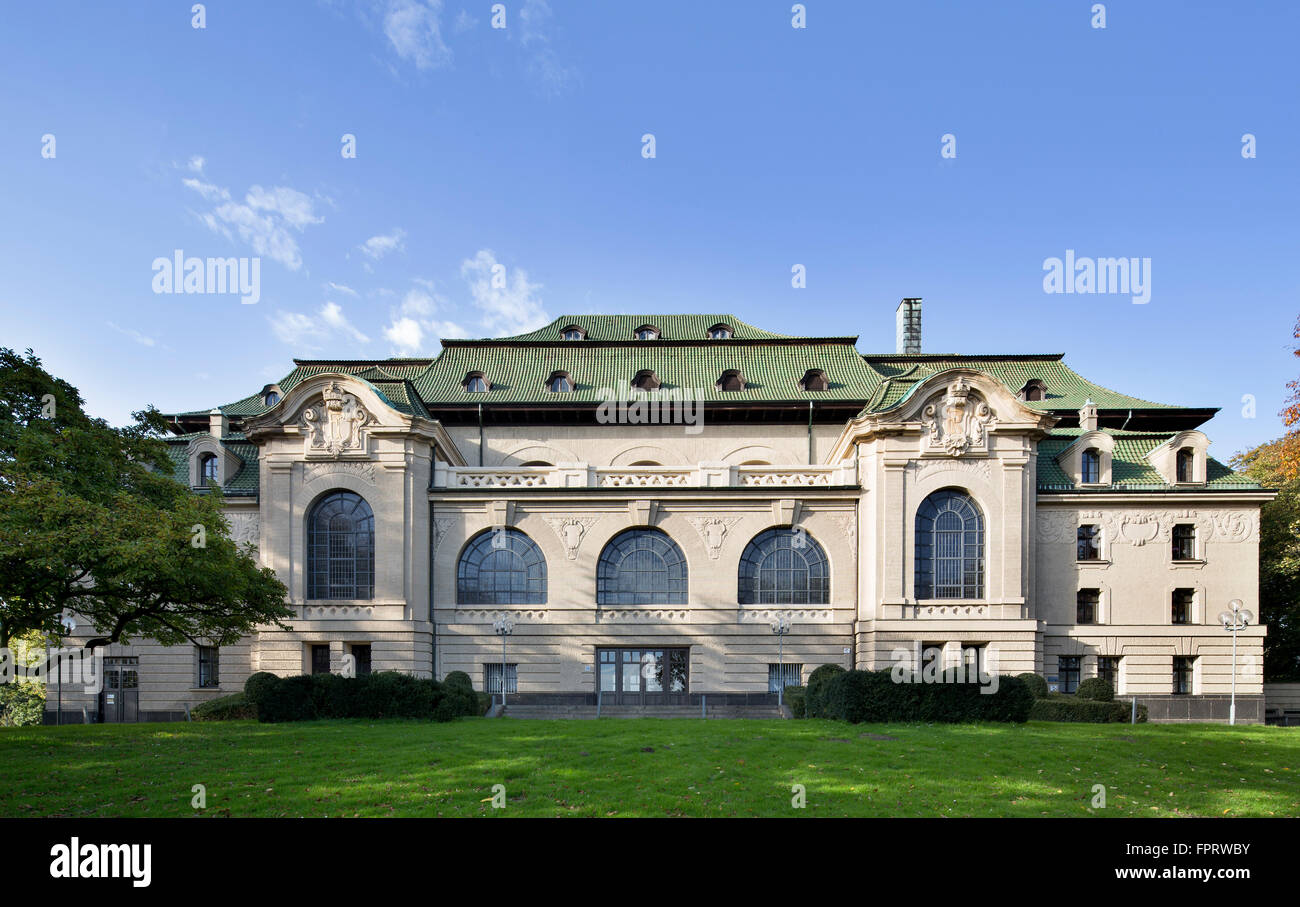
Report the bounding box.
[493,617,514,710]
[1217,599,1253,726]
[771,617,791,709]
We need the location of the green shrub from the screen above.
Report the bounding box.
[243,672,281,707]
[783,685,806,718]
[191,692,256,721]
[823,669,1033,724]
[1016,673,1049,699]
[442,671,474,692]
[1075,677,1114,702]
[252,671,482,723]
[805,664,846,718]
[256,674,316,723]
[0,682,45,726]
[1030,697,1147,723]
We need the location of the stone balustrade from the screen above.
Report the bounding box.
[432,462,854,489]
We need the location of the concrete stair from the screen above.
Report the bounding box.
[501,703,784,720]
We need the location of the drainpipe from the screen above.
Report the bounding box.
[477,403,484,466]
[1119,409,1132,432]
[807,401,814,464]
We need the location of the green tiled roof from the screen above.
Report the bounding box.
[1035,430,1258,491]
[861,354,1177,413]
[411,340,878,403]
[485,314,813,342]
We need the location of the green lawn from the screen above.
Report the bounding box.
[1,719,1296,818]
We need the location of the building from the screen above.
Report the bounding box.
[47,301,1272,722]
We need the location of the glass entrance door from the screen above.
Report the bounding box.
[597,647,688,705]
[99,657,139,723]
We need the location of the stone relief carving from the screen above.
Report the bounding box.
[595,609,690,623]
[544,516,599,560]
[686,516,741,559]
[921,378,996,456]
[738,608,833,623]
[456,609,548,622]
[1211,510,1258,543]
[301,382,371,457]
[831,514,857,563]
[303,461,377,486]
[227,513,260,547]
[909,458,993,485]
[431,518,454,552]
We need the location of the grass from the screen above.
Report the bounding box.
[1,719,1296,818]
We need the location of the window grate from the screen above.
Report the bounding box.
[768,663,803,693]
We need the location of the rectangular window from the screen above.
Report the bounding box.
[1076,589,1099,624]
[1172,524,1197,561]
[1059,656,1081,694]
[1171,589,1194,624]
[1097,656,1121,691]
[197,646,220,688]
[310,644,331,675]
[1076,525,1101,561]
[485,663,517,694]
[768,663,803,693]
[351,644,372,676]
[1172,656,1194,695]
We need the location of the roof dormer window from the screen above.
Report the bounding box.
[463,371,489,393]
[717,369,745,392]
[261,384,282,407]
[800,369,829,391]
[634,324,661,341]
[1021,379,1047,402]
[547,371,574,393]
[1176,447,1195,483]
[560,325,586,341]
[708,323,733,339]
[632,369,661,390]
[199,453,219,483]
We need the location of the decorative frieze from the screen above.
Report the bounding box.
[595,609,689,623]
[738,608,834,623]
[455,609,548,623]
[739,471,831,486]
[1036,509,1260,547]
[226,512,260,547]
[909,458,993,485]
[303,461,377,485]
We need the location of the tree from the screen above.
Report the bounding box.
[1231,439,1300,680]
[1280,314,1300,480]
[0,348,291,651]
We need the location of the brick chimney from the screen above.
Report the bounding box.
[896,298,922,354]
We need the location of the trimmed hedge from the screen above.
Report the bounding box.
[783,685,806,719]
[823,669,1034,724]
[191,692,256,721]
[1030,696,1147,723]
[243,672,280,708]
[1016,673,1049,700]
[1075,677,1114,702]
[805,664,846,718]
[249,671,480,723]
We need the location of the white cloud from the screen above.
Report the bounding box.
[187,155,206,174]
[321,301,371,343]
[518,0,574,95]
[383,0,451,70]
[184,172,324,272]
[268,301,371,348]
[380,283,467,354]
[326,281,359,298]
[453,8,477,32]
[460,248,549,335]
[106,321,156,347]
[358,228,407,260]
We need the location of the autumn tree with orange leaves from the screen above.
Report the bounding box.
[1281,315,1300,480]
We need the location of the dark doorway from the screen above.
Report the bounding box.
[99,657,139,723]
[596,647,689,705]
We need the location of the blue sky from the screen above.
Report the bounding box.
[0,1,1296,459]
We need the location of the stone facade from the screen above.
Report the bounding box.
[45,308,1272,722]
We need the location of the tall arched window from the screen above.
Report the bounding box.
[307,491,375,600]
[596,529,687,605]
[457,529,547,604]
[738,528,829,604]
[915,489,984,600]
